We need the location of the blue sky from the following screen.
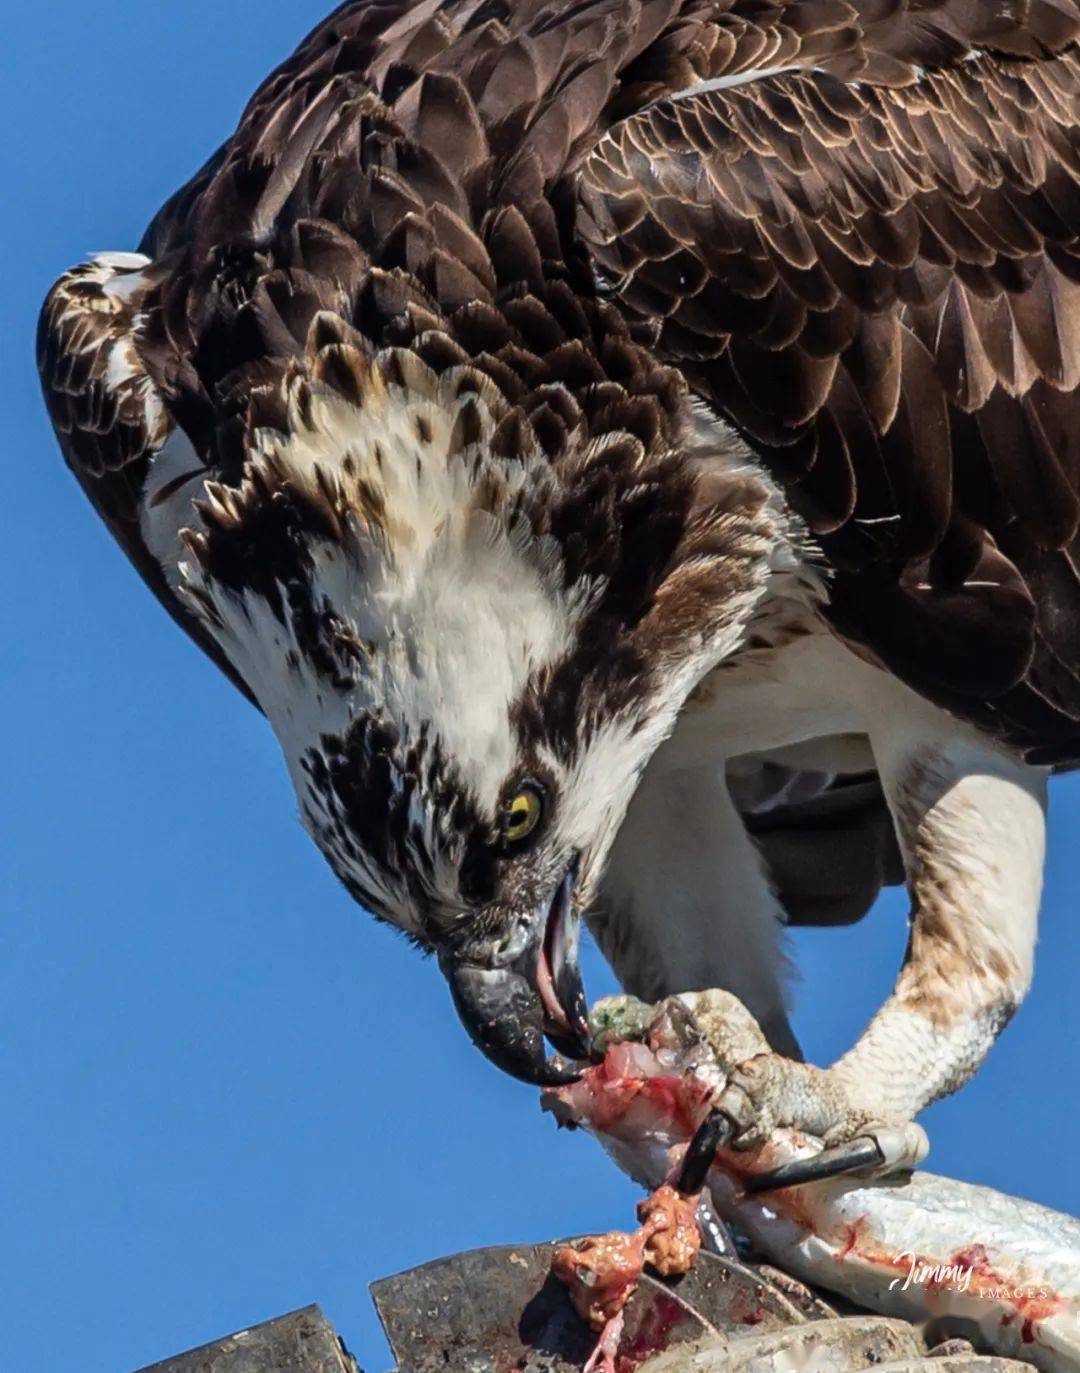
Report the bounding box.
[3,5,1079,1371]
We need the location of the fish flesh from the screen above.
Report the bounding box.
[543,992,1080,1373]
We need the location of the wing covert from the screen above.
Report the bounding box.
[579,48,1080,760]
[37,254,257,704]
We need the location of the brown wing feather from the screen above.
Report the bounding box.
[37,257,257,704]
[41,0,1080,749]
[580,35,1080,763]
[43,0,692,711]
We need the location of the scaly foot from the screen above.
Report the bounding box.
[588,992,928,1186]
[716,1054,878,1149]
[712,1053,929,1188]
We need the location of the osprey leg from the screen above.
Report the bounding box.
[714,716,1047,1152]
[829,723,1047,1135]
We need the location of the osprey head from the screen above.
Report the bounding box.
[178,334,779,1085]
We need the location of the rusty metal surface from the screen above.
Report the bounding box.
[134,1306,357,1373]
[658,1251,816,1335]
[371,1241,715,1372]
[128,1245,1038,1373]
[368,1241,1033,1373]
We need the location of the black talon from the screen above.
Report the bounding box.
[742,1136,884,1193]
[677,1110,732,1195]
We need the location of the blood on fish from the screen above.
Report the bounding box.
[821,1232,1067,1344]
[837,1216,872,1260]
[557,1052,713,1140]
[544,1014,1079,1370]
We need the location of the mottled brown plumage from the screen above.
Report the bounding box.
[580,34,1080,761]
[36,0,1080,1141]
[39,0,1080,766]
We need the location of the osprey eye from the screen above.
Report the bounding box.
[503,785,544,847]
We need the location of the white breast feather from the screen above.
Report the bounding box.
[177,364,595,818]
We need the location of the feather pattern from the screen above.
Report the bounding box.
[580,20,1080,761]
[37,0,1080,767]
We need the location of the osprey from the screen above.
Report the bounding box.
[39,0,1080,1166]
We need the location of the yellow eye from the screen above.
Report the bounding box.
[503,785,544,846]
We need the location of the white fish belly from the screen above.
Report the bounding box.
[712,1166,1080,1373]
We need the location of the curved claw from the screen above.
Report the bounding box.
[676,1110,733,1195]
[742,1136,885,1193]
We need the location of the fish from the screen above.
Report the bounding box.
[543,991,1080,1373]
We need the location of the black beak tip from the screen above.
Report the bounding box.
[444,857,591,1087]
[535,1055,583,1086]
[474,1036,583,1088]
[444,959,584,1088]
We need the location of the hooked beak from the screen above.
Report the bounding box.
[441,862,590,1086]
